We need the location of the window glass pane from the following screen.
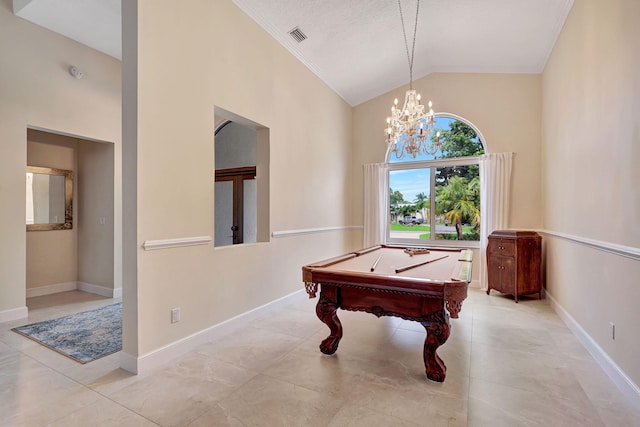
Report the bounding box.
[435,165,480,241]
[389,168,430,241]
[388,117,484,164]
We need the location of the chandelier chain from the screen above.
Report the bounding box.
[385,0,441,159]
[398,0,420,90]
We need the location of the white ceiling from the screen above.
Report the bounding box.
[13,0,574,106]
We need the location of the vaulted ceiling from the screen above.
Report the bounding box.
[13,0,574,106]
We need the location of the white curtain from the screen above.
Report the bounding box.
[479,152,513,290]
[363,163,388,247]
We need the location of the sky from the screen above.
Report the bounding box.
[389,168,429,203]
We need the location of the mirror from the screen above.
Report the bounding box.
[26,166,73,231]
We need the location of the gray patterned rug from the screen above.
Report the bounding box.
[12,303,122,363]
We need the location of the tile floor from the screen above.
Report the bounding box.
[1,289,639,426]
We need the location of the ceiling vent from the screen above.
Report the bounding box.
[288,27,307,43]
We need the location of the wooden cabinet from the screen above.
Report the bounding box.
[486,230,542,302]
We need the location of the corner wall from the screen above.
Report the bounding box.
[542,0,640,393]
[122,0,354,360]
[0,0,121,320]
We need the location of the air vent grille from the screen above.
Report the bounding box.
[288,27,307,43]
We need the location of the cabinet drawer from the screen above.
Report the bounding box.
[488,239,515,257]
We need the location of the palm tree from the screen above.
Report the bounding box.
[436,176,480,239]
[413,192,429,223]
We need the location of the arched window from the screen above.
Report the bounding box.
[386,113,485,245]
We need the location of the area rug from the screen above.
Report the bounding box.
[12,303,122,363]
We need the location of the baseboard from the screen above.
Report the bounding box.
[120,289,308,375]
[546,290,640,410]
[77,282,119,298]
[0,306,28,323]
[26,282,77,298]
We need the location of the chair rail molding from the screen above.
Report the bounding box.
[271,225,363,238]
[538,230,640,261]
[143,236,212,251]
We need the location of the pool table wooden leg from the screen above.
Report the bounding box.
[421,316,451,382]
[316,294,343,355]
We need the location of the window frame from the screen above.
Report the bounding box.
[384,114,485,249]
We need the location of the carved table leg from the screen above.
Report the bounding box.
[316,294,343,355]
[421,314,451,382]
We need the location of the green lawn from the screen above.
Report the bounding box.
[390,223,476,232]
[390,223,430,232]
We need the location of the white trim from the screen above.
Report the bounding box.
[142,236,212,251]
[113,287,123,298]
[77,282,119,298]
[546,290,640,410]
[539,229,640,261]
[119,289,308,375]
[26,282,77,298]
[119,352,138,374]
[0,306,28,323]
[271,225,363,238]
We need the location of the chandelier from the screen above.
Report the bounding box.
[385,0,441,159]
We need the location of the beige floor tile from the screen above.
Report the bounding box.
[194,374,343,426]
[2,288,639,426]
[107,372,229,426]
[469,342,588,402]
[48,398,158,427]
[468,378,605,426]
[327,404,424,427]
[195,326,304,372]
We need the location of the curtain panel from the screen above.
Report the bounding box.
[363,163,388,247]
[479,152,513,289]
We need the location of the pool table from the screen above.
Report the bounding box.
[302,245,473,382]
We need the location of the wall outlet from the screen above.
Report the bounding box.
[99,217,106,225]
[609,322,615,340]
[171,308,181,323]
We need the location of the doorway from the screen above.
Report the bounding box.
[25,128,117,301]
[214,120,258,247]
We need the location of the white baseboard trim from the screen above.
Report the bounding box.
[26,282,77,298]
[26,282,120,299]
[547,290,640,410]
[119,351,138,374]
[77,282,119,298]
[0,306,28,323]
[119,289,308,375]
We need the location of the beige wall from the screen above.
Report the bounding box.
[26,132,77,289]
[123,0,354,356]
[542,0,640,387]
[78,140,115,290]
[0,0,121,314]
